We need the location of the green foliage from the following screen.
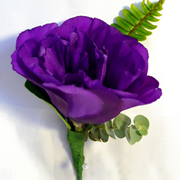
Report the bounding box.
[134,115,149,135]
[111,0,165,41]
[104,121,116,139]
[125,125,142,145]
[113,113,131,138]
[86,114,150,145]
[24,80,71,130]
[67,130,85,180]
[113,114,149,145]
[87,124,109,142]
[89,125,100,141]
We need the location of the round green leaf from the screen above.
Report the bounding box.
[114,129,125,138]
[113,113,131,129]
[89,132,96,141]
[125,127,136,145]
[90,126,100,141]
[125,125,142,145]
[99,128,109,142]
[104,121,116,139]
[130,125,142,142]
[137,125,148,136]
[134,115,149,129]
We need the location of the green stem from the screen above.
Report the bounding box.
[67,130,85,180]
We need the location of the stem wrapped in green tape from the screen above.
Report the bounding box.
[67,130,85,180]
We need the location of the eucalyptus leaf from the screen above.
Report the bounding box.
[99,128,109,142]
[125,125,142,145]
[113,113,131,129]
[114,129,125,138]
[134,115,150,129]
[90,125,100,141]
[104,121,116,139]
[137,125,148,136]
[129,125,142,142]
[89,132,97,141]
[125,127,136,145]
[134,115,149,136]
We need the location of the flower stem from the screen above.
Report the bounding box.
[67,130,85,180]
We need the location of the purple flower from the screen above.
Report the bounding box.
[11,16,162,124]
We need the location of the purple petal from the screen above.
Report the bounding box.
[16,23,58,48]
[59,16,96,36]
[95,48,108,82]
[12,39,62,86]
[121,76,162,110]
[64,70,87,87]
[125,35,149,62]
[137,76,162,103]
[104,41,145,90]
[43,83,124,124]
[137,76,159,94]
[11,40,43,84]
[40,38,67,81]
[124,36,149,93]
[46,89,69,118]
[69,31,92,74]
[138,88,162,104]
[121,98,144,110]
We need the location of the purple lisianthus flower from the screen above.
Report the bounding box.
[11,16,162,124]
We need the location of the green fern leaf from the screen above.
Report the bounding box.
[130,32,147,41]
[116,16,134,31]
[111,0,165,41]
[151,10,162,17]
[131,4,145,19]
[141,20,157,30]
[147,0,153,8]
[123,9,139,26]
[136,26,152,36]
[146,14,159,22]
[141,0,150,14]
[111,23,129,35]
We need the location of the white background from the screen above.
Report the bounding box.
[0,0,180,179]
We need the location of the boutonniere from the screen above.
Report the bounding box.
[11,0,164,179]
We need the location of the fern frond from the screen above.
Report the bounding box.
[111,0,165,41]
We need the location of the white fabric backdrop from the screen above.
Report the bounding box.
[0,0,180,179]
